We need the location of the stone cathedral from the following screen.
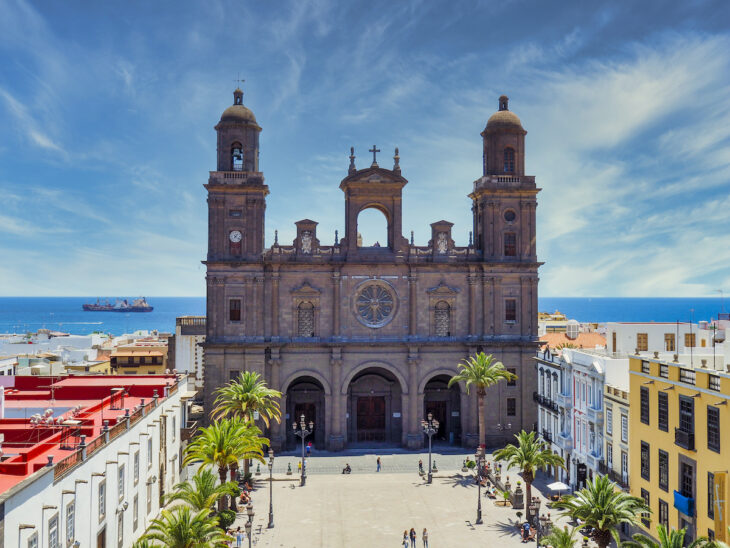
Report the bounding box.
[203,87,541,451]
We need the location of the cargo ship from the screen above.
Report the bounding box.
[82,297,154,312]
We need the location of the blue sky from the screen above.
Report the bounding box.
[1,0,729,297]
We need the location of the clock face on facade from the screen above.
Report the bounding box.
[353,281,397,328]
[229,230,242,243]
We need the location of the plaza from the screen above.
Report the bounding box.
[232,451,570,547]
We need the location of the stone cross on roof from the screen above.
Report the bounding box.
[369,145,380,167]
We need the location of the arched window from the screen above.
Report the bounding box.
[504,232,517,257]
[434,301,450,336]
[297,302,315,337]
[503,147,515,173]
[231,143,244,171]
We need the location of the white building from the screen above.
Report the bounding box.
[0,375,188,548]
[170,317,205,390]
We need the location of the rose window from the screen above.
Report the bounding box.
[354,283,396,327]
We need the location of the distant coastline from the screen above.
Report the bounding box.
[0,296,725,336]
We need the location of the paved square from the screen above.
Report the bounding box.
[237,452,569,548]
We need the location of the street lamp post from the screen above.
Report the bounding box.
[536,513,552,544]
[267,449,274,528]
[292,414,314,487]
[420,413,439,484]
[475,449,483,525]
[245,501,255,548]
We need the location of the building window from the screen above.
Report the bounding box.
[660,364,669,379]
[685,333,696,348]
[133,494,139,531]
[681,462,694,498]
[707,406,720,452]
[640,387,650,425]
[229,209,242,218]
[640,489,651,527]
[118,464,125,500]
[606,408,613,435]
[664,333,675,352]
[117,509,124,548]
[172,416,176,442]
[640,442,650,480]
[507,398,516,416]
[505,299,517,323]
[708,375,721,391]
[297,302,315,337]
[503,232,517,256]
[621,414,628,443]
[606,442,613,469]
[658,450,669,491]
[66,501,75,545]
[147,481,152,514]
[638,335,649,352]
[503,147,515,172]
[621,451,628,481]
[231,142,244,171]
[507,368,517,387]
[679,396,695,435]
[134,451,139,485]
[148,438,153,468]
[48,513,59,548]
[708,472,715,519]
[99,480,106,522]
[434,301,451,336]
[229,299,242,322]
[641,360,650,373]
[659,499,669,529]
[679,368,696,385]
[658,392,668,432]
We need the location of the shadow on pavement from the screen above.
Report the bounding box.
[438,474,476,489]
[487,519,522,539]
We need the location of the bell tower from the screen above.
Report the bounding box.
[470,95,538,261]
[206,88,268,260]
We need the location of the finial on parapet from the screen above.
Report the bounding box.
[348,147,356,174]
[393,147,400,173]
[410,230,414,246]
[274,229,279,246]
[335,230,339,245]
[469,231,473,247]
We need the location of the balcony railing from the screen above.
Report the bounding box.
[598,461,629,490]
[541,429,554,445]
[674,428,695,451]
[533,392,560,413]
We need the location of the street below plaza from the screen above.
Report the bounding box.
[230,451,570,548]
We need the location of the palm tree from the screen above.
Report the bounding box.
[184,417,267,510]
[623,524,708,548]
[165,467,238,514]
[540,525,579,548]
[141,506,232,547]
[212,371,282,424]
[553,475,650,548]
[494,430,565,521]
[448,352,516,448]
[212,371,282,478]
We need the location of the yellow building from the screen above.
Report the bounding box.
[110,339,168,374]
[64,359,111,374]
[629,356,729,543]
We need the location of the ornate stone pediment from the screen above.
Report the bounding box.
[426,281,460,296]
[290,281,322,297]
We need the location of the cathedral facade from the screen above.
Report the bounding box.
[203,88,541,451]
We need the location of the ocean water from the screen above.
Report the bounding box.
[0,297,725,336]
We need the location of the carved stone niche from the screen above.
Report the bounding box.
[294,219,320,255]
[426,281,460,337]
[428,220,455,256]
[290,281,321,337]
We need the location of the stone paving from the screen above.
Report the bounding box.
[230,451,572,548]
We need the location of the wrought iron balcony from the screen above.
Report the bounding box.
[541,429,554,445]
[674,428,695,451]
[598,461,629,490]
[533,392,560,413]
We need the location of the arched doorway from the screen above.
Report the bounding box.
[347,367,403,445]
[286,376,326,449]
[423,375,461,445]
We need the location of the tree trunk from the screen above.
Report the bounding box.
[594,529,611,548]
[229,463,238,511]
[523,469,534,523]
[477,390,486,449]
[218,466,228,512]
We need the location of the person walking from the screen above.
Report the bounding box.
[409,528,417,547]
[376,456,381,472]
[306,441,311,457]
[402,530,409,547]
[422,528,428,548]
[235,526,243,548]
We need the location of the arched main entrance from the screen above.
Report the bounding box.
[423,375,461,445]
[347,367,403,445]
[286,376,326,449]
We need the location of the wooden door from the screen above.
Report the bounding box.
[97,527,106,548]
[356,396,386,441]
[424,400,447,441]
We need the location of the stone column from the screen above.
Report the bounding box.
[520,200,530,258]
[332,270,341,337]
[408,272,417,337]
[406,354,422,449]
[520,277,529,337]
[530,202,537,259]
[493,276,502,335]
[271,268,280,338]
[255,276,264,337]
[328,356,345,450]
[490,201,498,258]
[468,272,477,337]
